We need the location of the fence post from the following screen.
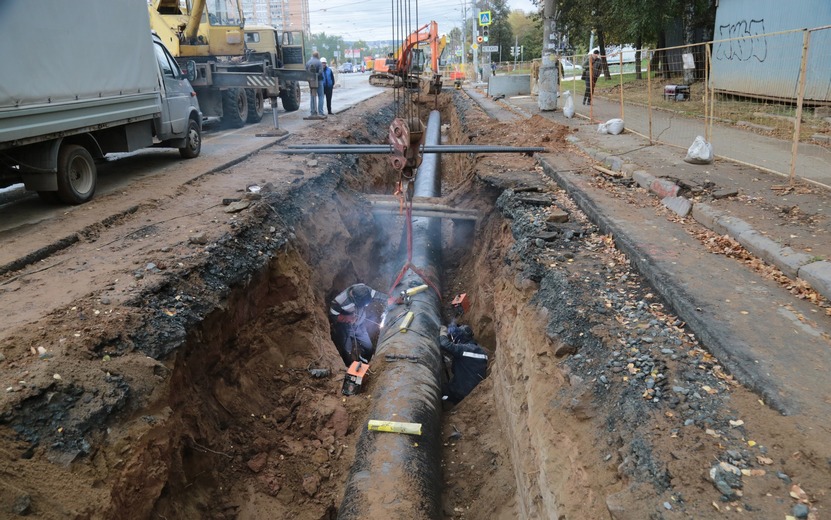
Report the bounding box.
[789,29,811,186]
[619,52,624,120]
[704,43,710,142]
[647,55,653,144]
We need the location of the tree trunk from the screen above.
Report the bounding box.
[597,28,610,80]
[683,1,695,84]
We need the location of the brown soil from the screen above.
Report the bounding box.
[0,88,828,520]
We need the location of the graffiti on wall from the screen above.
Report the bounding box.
[715,18,768,62]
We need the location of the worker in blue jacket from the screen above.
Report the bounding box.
[439,322,488,406]
[321,58,336,115]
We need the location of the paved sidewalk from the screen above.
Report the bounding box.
[464,86,831,424]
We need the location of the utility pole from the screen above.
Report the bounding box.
[461,1,467,73]
[472,7,479,82]
[538,0,559,110]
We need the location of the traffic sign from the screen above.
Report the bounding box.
[471,43,478,50]
[478,11,492,26]
[482,45,499,53]
[476,35,483,43]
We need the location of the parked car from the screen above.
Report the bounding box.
[338,62,354,73]
[560,58,582,75]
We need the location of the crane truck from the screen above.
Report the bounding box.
[148,0,312,128]
[0,0,202,205]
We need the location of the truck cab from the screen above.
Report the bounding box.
[243,26,308,112]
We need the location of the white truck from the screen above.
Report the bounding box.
[0,0,203,205]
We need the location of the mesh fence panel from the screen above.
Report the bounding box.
[546,27,831,187]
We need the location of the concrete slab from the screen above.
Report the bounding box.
[661,196,692,217]
[691,203,722,230]
[711,215,754,238]
[798,261,831,301]
[649,178,680,198]
[633,170,655,190]
[487,75,531,97]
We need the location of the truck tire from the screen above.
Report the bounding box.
[56,144,96,204]
[221,88,247,128]
[179,118,202,159]
[280,81,300,112]
[246,89,264,123]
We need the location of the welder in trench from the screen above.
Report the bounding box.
[439,322,488,407]
[329,283,387,367]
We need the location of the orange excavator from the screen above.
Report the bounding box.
[370,21,444,93]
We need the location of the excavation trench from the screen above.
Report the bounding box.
[93,93,616,519]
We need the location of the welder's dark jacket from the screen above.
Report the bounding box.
[439,334,488,402]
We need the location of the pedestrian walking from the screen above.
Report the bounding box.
[305,51,325,118]
[582,49,602,105]
[321,58,336,115]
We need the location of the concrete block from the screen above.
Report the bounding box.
[737,230,786,271]
[712,188,739,200]
[774,247,814,280]
[650,178,680,199]
[662,196,692,217]
[621,163,638,178]
[712,215,753,238]
[633,170,655,190]
[605,155,624,172]
[487,74,531,97]
[797,260,831,301]
[691,203,723,230]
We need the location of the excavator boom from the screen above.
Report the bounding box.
[369,21,444,91]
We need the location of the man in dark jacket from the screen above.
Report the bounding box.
[305,51,325,118]
[321,58,336,115]
[582,49,602,105]
[439,323,488,405]
[329,283,385,366]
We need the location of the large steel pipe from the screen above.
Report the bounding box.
[337,111,445,519]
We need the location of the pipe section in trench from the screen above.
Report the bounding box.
[337,111,445,519]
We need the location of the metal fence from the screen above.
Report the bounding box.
[552,26,831,188]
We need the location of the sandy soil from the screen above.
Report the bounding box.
[0,88,828,520]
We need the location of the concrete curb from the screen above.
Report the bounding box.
[563,136,831,302]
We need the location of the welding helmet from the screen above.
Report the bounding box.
[350,284,372,307]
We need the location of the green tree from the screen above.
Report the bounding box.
[508,10,542,62]
[307,32,346,63]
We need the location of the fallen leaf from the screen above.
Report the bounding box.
[748,440,757,447]
[729,419,744,427]
[757,456,773,465]
[711,502,720,511]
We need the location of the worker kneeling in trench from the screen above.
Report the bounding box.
[329,283,386,367]
[439,323,488,408]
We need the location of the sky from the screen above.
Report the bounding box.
[307,0,539,43]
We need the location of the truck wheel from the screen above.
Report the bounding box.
[179,118,202,159]
[246,89,264,123]
[56,144,96,204]
[221,88,247,128]
[280,81,300,112]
